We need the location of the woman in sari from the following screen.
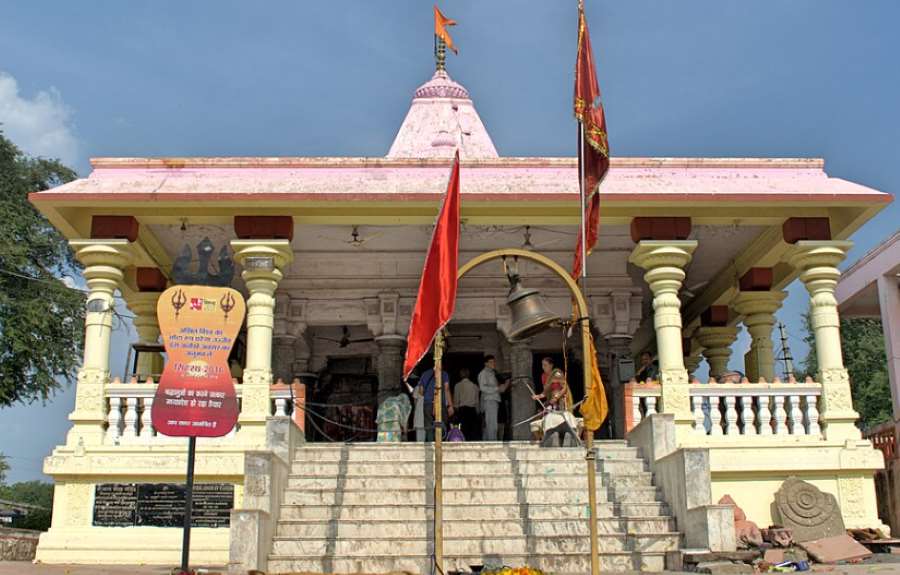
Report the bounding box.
[532,368,579,447]
[376,393,412,443]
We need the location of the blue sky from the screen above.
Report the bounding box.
[1,1,898,482]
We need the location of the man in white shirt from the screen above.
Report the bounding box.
[478,355,510,441]
[454,368,480,440]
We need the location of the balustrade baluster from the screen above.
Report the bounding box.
[741,395,756,435]
[788,394,805,435]
[106,397,123,443]
[806,394,821,437]
[709,397,724,436]
[724,395,739,435]
[275,397,287,417]
[632,396,642,428]
[758,395,773,436]
[141,397,155,439]
[123,397,139,438]
[772,395,788,435]
[691,396,706,435]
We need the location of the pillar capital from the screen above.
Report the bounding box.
[629,240,698,288]
[695,326,739,380]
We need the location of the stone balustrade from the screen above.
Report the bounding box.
[623,380,823,438]
[103,378,296,444]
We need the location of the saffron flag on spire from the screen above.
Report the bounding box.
[402,151,461,380]
[572,2,610,279]
[434,5,458,54]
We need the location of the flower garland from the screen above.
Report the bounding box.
[481,568,546,575]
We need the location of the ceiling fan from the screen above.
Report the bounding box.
[315,326,375,348]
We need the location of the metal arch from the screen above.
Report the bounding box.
[455,246,600,575]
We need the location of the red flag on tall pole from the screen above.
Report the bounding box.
[402,151,461,380]
[572,2,610,279]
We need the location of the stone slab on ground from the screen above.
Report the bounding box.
[800,534,873,563]
[694,561,753,575]
[0,528,40,561]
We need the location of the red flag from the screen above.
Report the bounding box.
[402,151,461,380]
[572,4,610,278]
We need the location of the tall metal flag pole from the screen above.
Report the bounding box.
[576,3,600,575]
[433,332,446,574]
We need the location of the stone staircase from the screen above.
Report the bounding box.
[267,441,681,574]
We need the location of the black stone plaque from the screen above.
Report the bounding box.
[93,484,137,527]
[93,483,233,528]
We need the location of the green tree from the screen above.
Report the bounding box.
[801,312,892,429]
[0,130,82,405]
[0,454,8,484]
[0,480,54,531]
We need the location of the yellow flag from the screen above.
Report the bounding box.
[580,332,609,431]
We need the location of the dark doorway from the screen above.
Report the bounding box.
[308,356,378,443]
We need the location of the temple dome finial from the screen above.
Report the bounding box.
[386,69,498,160]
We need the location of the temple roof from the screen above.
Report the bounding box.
[386,70,498,159]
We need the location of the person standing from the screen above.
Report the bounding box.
[417,367,453,442]
[453,368,480,441]
[478,355,510,441]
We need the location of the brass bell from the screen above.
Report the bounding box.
[505,260,559,341]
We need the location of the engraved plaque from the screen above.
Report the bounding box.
[93,483,234,528]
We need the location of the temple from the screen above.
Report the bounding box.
[28,63,893,571]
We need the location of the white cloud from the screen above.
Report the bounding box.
[0,71,80,167]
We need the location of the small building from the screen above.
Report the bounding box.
[29,62,893,568]
[837,230,900,533]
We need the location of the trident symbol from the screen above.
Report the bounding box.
[220,292,236,322]
[171,288,187,319]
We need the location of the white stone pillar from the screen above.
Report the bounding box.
[733,291,787,382]
[231,239,294,445]
[695,326,739,380]
[127,291,164,379]
[788,240,860,442]
[629,240,697,436]
[67,239,134,446]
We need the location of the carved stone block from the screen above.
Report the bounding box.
[771,477,845,542]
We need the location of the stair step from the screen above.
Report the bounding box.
[292,445,641,462]
[275,517,677,538]
[280,486,662,506]
[270,533,681,555]
[267,550,666,574]
[277,501,672,521]
[290,460,646,476]
[286,472,655,491]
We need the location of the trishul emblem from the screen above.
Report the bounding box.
[220,292,236,322]
[171,288,187,318]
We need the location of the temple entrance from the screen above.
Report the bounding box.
[307,356,378,442]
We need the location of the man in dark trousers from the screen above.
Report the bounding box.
[417,366,453,442]
[453,368,480,440]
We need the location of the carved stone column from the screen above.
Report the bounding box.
[605,334,634,438]
[68,239,134,446]
[508,339,535,440]
[788,240,860,441]
[695,326,739,380]
[733,291,787,382]
[629,240,697,436]
[375,335,406,404]
[128,292,163,378]
[272,292,296,384]
[231,239,293,445]
[683,337,702,379]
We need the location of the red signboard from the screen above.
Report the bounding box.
[152,285,245,437]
